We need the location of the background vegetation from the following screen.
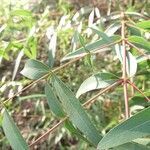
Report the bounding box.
[0,0,150,149]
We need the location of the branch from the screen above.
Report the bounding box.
[2,41,120,105]
[126,40,150,60]
[29,80,122,147]
[121,12,130,119]
[127,80,150,101]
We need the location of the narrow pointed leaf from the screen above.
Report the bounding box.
[97,107,150,150]
[136,20,150,30]
[12,50,24,80]
[128,36,150,53]
[90,28,111,42]
[105,22,121,36]
[21,59,49,80]
[45,83,65,118]
[2,109,29,150]
[62,35,120,61]
[65,120,92,145]
[76,72,118,98]
[48,32,57,68]
[115,44,137,77]
[52,75,102,146]
[114,142,150,150]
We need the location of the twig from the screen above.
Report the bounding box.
[121,12,130,119]
[2,41,119,105]
[29,117,68,147]
[83,80,123,107]
[29,80,122,147]
[126,40,150,60]
[127,80,150,101]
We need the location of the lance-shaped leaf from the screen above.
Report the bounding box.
[115,44,137,77]
[62,35,120,61]
[97,107,150,150]
[45,83,65,118]
[136,20,150,30]
[105,22,121,36]
[76,72,118,98]
[21,59,49,80]
[2,108,29,150]
[65,120,92,145]
[128,36,150,53]
[114,142,150,150]
[52,75,102,146]
[90,28,111,42]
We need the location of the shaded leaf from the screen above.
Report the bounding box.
[52,75,102,146]
[76,72,118,98]
[65,120,91,144]
[2,108,29,150]
[45,83,65,118]
[97,107,150,149]
[114,142,150,150]
[21,59,49,80]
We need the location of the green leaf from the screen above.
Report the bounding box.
[48,32,57,68]
[76,72,118,98]
[11,10,32,17]
[115,44,137,77]
[12,50,24,80]
[90,28,111,41]
[105,22,121,36]
[128,36,150,53]
[45,83,65,118]
[97,107,150,150]
[2,108,29,150]
[21,59,49,80]
[52,75,102,146]
[65,120,92,144]
[114,142,150,150]
[136,20,150,30]
[78,33,94,67]
[62,35,120,61]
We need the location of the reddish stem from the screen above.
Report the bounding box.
[121,12,130,119]
[127,80,150,101]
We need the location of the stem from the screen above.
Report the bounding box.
[121,12,130,119]
[127,80,150,101]
[29,117,68,147]
[83,80,123,107]
[29,80,122,147]
[2,41,119,105]
[126,40,150,60]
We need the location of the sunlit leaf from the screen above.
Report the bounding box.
[12,50,24,80]
[48,32,57,68]
[105,22,121,36]
[115,44,137,77]
[128,36,150,53]
[76,72,118,98]
[62,35,120,61]
[2,108,29,150]
[136,20,150,30]
[97,107,150,149]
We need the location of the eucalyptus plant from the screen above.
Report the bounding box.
[1,7,150,150]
